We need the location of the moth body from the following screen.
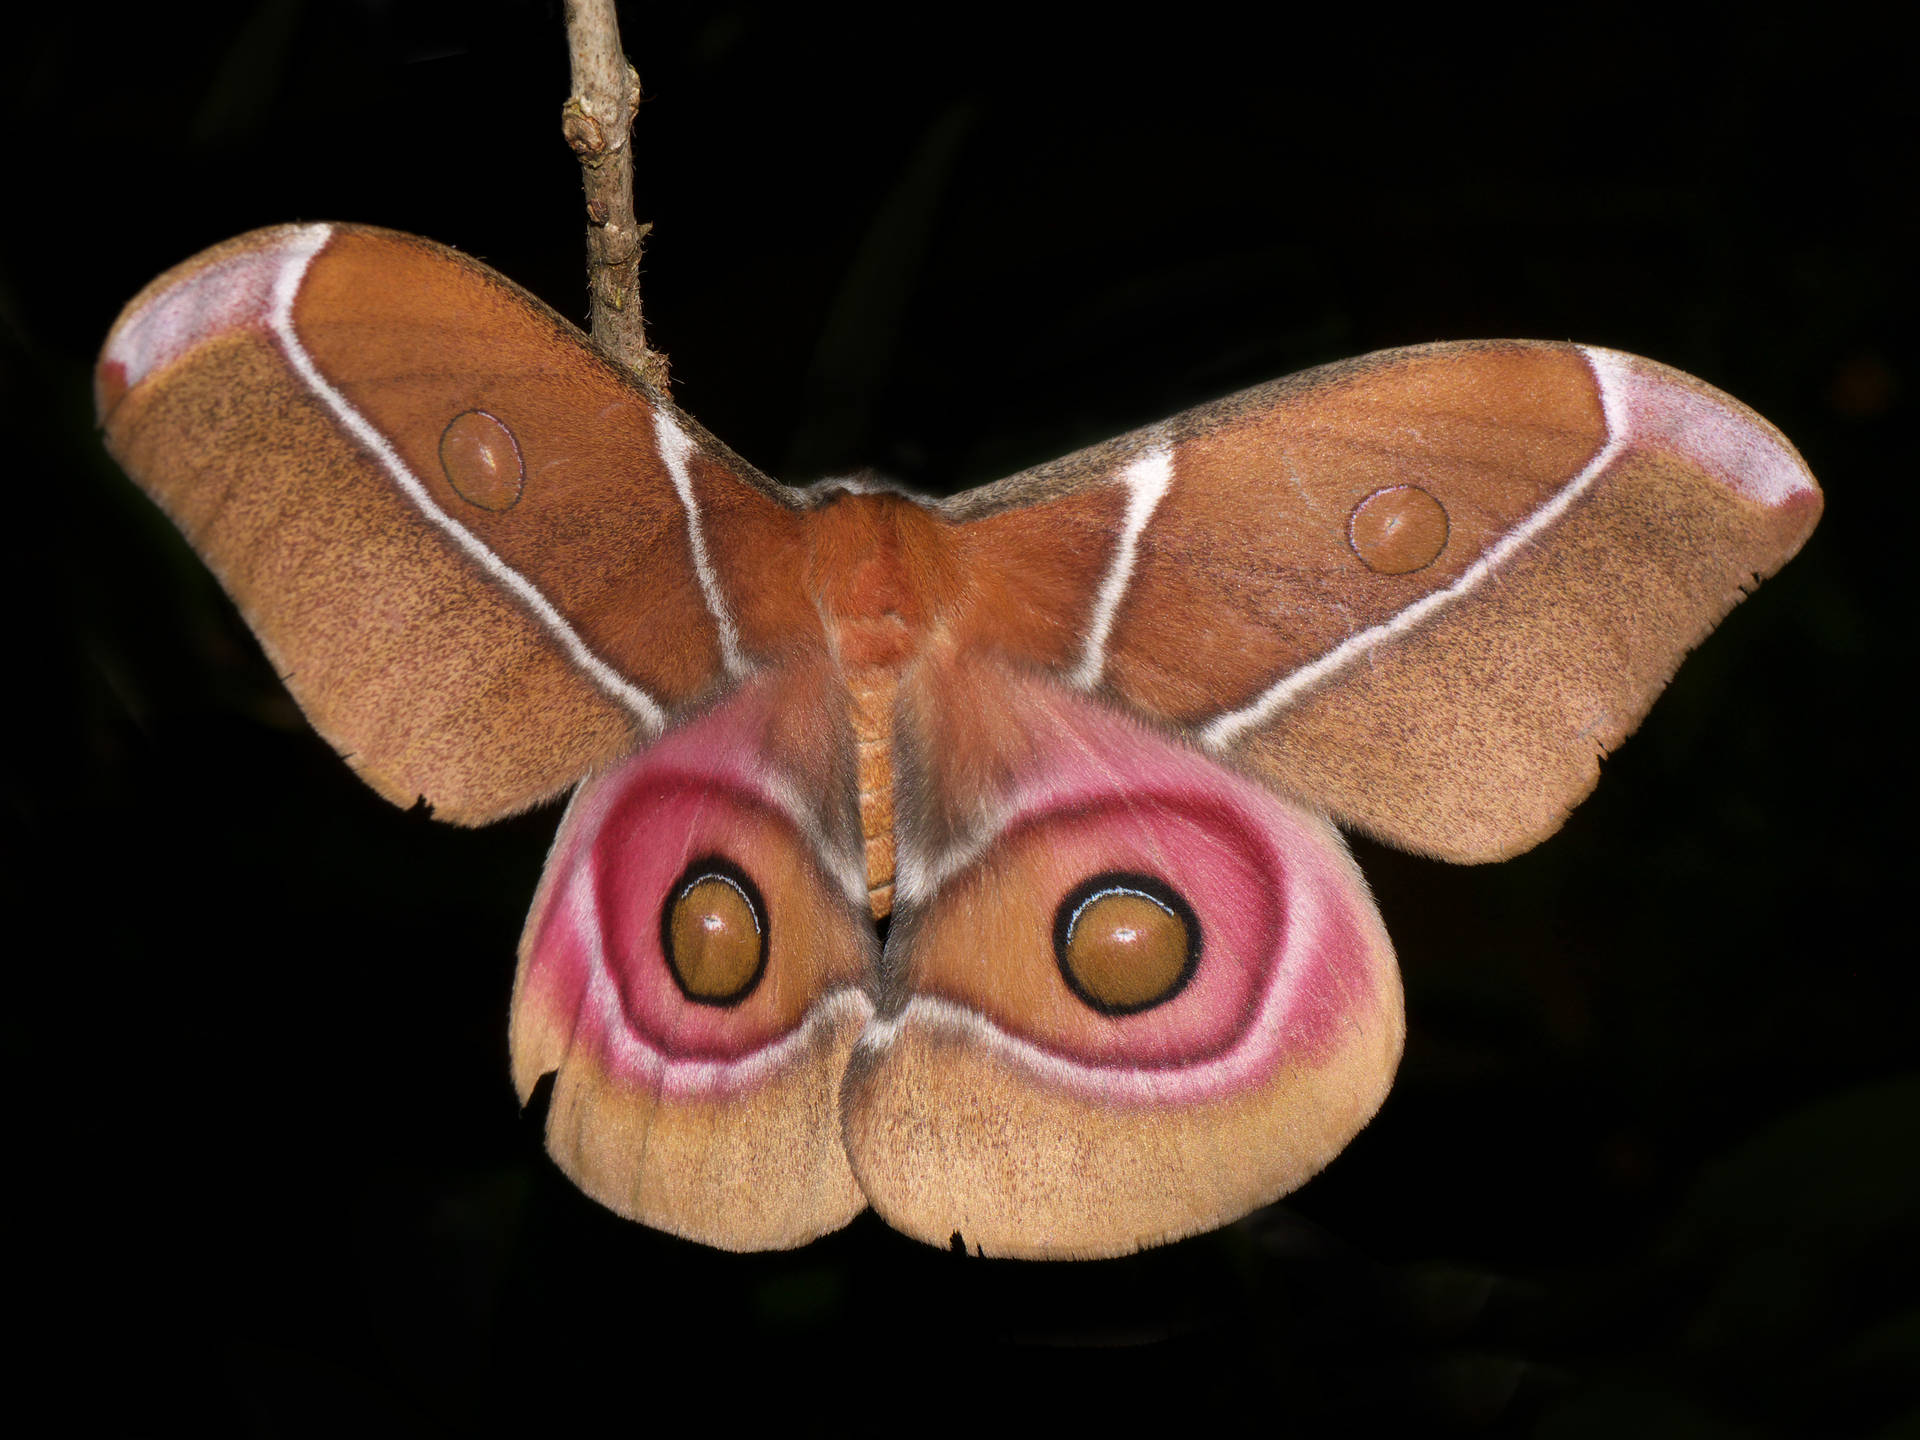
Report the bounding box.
[801,485,954,920]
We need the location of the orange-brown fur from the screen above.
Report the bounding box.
[804,492,964,918]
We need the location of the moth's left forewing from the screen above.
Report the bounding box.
[841,660,1402,1259]
[97,224,815,825]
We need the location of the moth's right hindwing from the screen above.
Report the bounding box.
[841,660,1404,1259]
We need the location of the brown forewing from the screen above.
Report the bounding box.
[943,342,1819,862]
[1229,432,1822,859]
[294,228,769,702]
[1102,343,1609,722]
[102,326,641,822]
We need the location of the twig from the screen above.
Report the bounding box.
[561,0,668,391]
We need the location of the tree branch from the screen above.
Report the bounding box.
[562,0,668,391]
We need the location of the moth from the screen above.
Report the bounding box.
[97,223,1821,1258]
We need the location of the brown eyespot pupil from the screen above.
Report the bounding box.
[1053,873,1199,1015]
[662,860,767,1006]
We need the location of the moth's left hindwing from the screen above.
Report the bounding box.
[96,223,814,823]
[513,666,876,1250]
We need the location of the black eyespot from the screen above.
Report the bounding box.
[1051,871,1200,1016]
[660,856,768,1006]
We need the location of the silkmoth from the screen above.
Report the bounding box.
[96,223,1821,1258]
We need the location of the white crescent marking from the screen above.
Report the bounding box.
[1585,346,1817,507]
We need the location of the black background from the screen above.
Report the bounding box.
[6,2,1913,1432]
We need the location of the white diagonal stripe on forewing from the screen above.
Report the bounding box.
[1069,444,1173,690]
[1199,348,1629,750]
[652,411,748,679]
[266,224,668,733]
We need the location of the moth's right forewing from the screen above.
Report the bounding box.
[956,342,1821,862]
